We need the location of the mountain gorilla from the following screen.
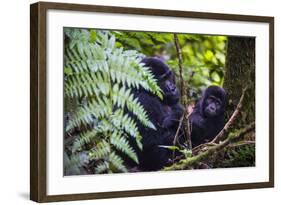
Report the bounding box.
[189,86,227,147]
[131,57,184,171]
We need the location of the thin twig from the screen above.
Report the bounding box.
[228,140,255,148]
[174,34,185,99]
[187,71,195,85]
[172,115,184,161]
[173,34,192,149]
[173,115,185,145]
[172,113,192,161]
[173,112,192,145]
[192,142,217,155]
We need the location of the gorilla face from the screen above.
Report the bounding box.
[141,57,180,105]
[200,86,227,118]
[203,95,223,117]
[160,74,180,105]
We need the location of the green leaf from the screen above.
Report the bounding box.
[158,145,180,151]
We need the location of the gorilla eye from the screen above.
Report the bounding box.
[206,98,213,104]
[160,70,172,80]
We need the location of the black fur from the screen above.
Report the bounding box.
[189,86,227,147]
[131,57,183,171]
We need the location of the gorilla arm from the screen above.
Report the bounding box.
[136,91,183,129]
[161,103,183,129]
[136,92,167,128]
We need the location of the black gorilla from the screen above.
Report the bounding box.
[131,57,184,171]
[189,86,227,147]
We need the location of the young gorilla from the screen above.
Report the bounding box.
[131,57,184,171]
[189,86,227,147]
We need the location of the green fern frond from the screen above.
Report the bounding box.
[66,97,111,132]
[65,70,109,98]
[112,84,155,130]
[64,152,81,175]
[109,151,128,172]
[110,109,139,139]
[64,151,90,175]
[89,140,111,160]
[95,161,110,174]
[64,29,162,174]
[110,131,139,163]
[71,130,99,152]
[139,65,163,99]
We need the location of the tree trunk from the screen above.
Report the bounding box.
[223,37,255,128]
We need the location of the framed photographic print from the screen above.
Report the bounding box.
[30,1,274,202]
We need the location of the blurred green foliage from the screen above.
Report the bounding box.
[113,31,227,99]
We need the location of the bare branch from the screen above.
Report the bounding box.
[173,115,185,145]
[173,34,185,100]
[228,140,255,148]
[173,34,192,149]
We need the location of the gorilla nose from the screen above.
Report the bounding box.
[210,105,216,111]
[169,84,176,91]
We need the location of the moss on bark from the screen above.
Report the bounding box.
[224,37,255,127]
